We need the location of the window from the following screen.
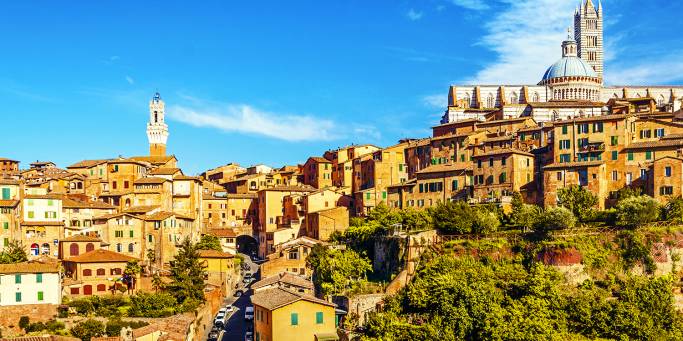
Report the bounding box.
[501,157,507,166]
[500,172,507,183]
[578,124,589,134]
[611,136,618,146]
[559,154,571,163]
[577,138,588,148]
[452,180,459,190]
[128,243,134,253]
[28,211,35,219]
[593,122,603,133]
[640,169,648,179]
[291,313,299,326]
[316,312,324,324]
[15,292,21,302]
[562,126,568,135]
[3,222,8,230]
[477,160,482,168]
[666,166,672,177]
[646,151,652,160]
[129,230,134,238]
[15,274,21,284]
[612,171,618,181]
[489,158,494,167]
[559,140,570,150]
[419,184,424,193]
[36,273,42,283]
[83,269,92,276]
[611,151,618,160]
[626,173,632,185]
[97,268,105,276]
[37,291,44,301]
[655,128,665,138]
[640,130,652,139]
[627,152,634,161]
[47,199,53,206]
[661,186,674,196]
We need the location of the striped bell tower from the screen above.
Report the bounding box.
[574,0,604,82]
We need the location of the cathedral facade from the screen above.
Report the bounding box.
[442,0,683,124]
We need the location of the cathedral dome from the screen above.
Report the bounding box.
[541,56,598,82]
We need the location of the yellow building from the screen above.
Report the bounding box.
[197,249,235,292]
[257,186,316,258]
[0,178,21,251]
[62,249,139,296]
[251,287,338,341]
[302,157,333,189]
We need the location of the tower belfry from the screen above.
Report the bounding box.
[146,92,169,157]
[574,0,603,82]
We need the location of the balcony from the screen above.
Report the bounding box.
[578,142,605,153]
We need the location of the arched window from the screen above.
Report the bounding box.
[116,243,122,253]
[658,95,666,107]
[30,243,39,256]
[552,110,559,121]
[125,199,131,208]
[532,92,540,102]
[97,284,106,292]
[96,268,105,276]
[41,243,50,255]
[69,243,79,256]
[486,94,495,108]
[510,92,518,104]
[463,93,471,108]
[128,243,134,253]
[86,243,95,252]
[83,269,92,276]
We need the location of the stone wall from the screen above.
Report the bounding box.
[0,304,59,334]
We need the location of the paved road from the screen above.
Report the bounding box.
[221,254,260,341]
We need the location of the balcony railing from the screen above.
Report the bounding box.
[578,142,605,153]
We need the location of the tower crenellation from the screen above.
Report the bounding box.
[146,92,169,157]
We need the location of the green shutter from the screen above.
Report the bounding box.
[365,193,370,200]
[1,188,9,200]
[562,126,568,134]
[611,151,618,160]
[398,164,403,171]
[316,311,323,324]
[382,191,387,199]
[37,291,44,301]
[291,313,298,326]
[3,238,8,247]
[129,230,134,238]
[627,152,634,161]
[3,222,7,230]
[36,273,42,283]
[646,151,652,160]
[15,292,21,302]
[15,274,21,284]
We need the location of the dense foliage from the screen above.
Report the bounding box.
[195,234,222,251]
[0,240,28,263]
[307,244,372,296]
[430,201,501,234]
[557,185,599,222]
[167,238,206,311]
[127,292,178,317]
[363,255,683,340]
[615,195,661,228]
[534,206,576,232]
[70,319,106,341]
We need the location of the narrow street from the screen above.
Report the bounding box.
[220,253,259,341]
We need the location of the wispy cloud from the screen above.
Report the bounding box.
[607,52,683,85]
[406,8,424,21]
[465,0,576,84]
[422,94,446,108]
[167,97,378,142]
[125,76,135,85]
[448,0,489,11]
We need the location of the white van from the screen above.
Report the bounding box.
[244,306,254,320]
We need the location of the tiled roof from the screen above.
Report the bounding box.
[123,205,160,214]
[24,193,64,200]
[149,167,181,175]
[543,161,604,169]
[431,118,481,128]
[134,177,169,184]
[197,249,233,258]
[143,211,193,221]
[207,228,237,238]
[473,148,534,158]
[128,155,176,165]
[65,249,138,263]
[226,193,258,199]
[527,100,605,108]
[0,178,20,185]
[173,175,201,181]
[484,135,515,143]
[0,261,60,274]
[62,197,116,209]
[416,163,472,174]
[262,185,316,193]
[553,114,628,124]
[0,157,18,162]
[0,200,19,207]
[60,235,102,242]
[307,157,331,163]
[0,336,80,341]
[476,117,530,126]
[202,194,227,201]
[251,287,335,311]
[624,139,683,150]
[252,272,314,291]
[21,221,64,226]
[67,159,108,168]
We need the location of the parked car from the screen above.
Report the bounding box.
[214,312,228,327]
[245,331,253,341]
[244,306,254,320]
[243,273,252,283]
[208,330,219,341]
[224,305,235,313]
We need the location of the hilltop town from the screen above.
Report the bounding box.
[3,1,683,341]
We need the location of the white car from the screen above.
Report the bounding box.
[224,305,235,313]
[245,331,253,341]
[214,312,228,327]
[244,306,254,320]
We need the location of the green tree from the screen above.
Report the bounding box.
[557,185,598,222]
[151,273,164,292]
[195,234,222,251]
[472,207,500,234]
[615,195,661,228]
[534,206,576,232]
[124,260,141,276]
[127,292,177,317]
[167,238,206,310]
[307,245,372,296]
[18,316,30,331]
[664,196,683,224]
[0,240,28,264]
[511,204,542,232]
[70,319,105,341]
[429,200,476,234]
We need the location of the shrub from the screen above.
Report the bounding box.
[429,200,476,234]
[18,316,29,331]
[664,197,683,224]
[472,208,500,234]
[68,297,95,315]
[70,319,105,341]
[534,207,576,232]
[615,195,661,228]
[127,292,177,318]
[105,318,148,337]
[557,185,598,222]
[511,204,542,231]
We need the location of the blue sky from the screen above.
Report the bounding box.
[2,0,682,174]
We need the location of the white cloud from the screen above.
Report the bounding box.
[465,0,577,84]
[406,8,424,21]
[422,94,447,108]
[449,0,489,11]
[607,53,683,85]
[125,76,135,85]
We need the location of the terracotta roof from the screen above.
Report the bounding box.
[473,148,534,158]
[134,177,169,184]
[624,139,683,150]
[252,272,314,291]
[431,118,482,128]
[67,159,108,169]
[0,178,20,185]
[93,212,140,221]
[62,197,116,209]
[661,133,683,140]
[484,135,515,143]
[0,157,18,162]
[517,124,550,132]
[21,221,64,226]
[128,155,176,164]
[207,228,237,238]
[123,205,160,214]
[149,167,181,175]
[202,194,227,201]
[197,249,234,258]
[1,336,80,341]
[476,117,530,126]
[543,161,605,169]
[0,261,60,274]
[251,287,335,311]
[91,337,121,341]
[0,200,19,207]
[416,163,472,174]
[226,193,258,199]
[263,185,316,193]
[554,114,629,124]
[307,157,331,163]
[143,211,193,221]
[98,190,133,196]
[65,249,138,263]
[173,175,201,181]
[60,235,102,242]
[24,193,63,200]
